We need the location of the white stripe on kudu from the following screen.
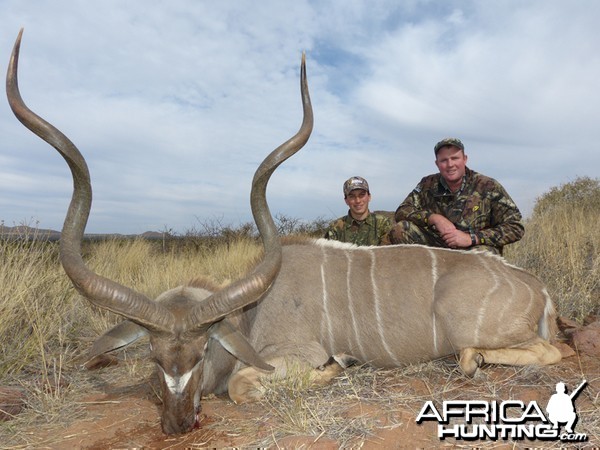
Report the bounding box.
[370,249,401,366]
[320,246,335,352]
[346,251,367,360]
[428,248,439,355]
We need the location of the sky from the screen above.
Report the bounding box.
[0,0,598,234]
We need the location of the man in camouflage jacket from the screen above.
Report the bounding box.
[325,176,392,246]
[390,138,524,254]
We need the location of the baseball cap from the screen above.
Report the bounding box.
[434,137,464,155]
[343,176,370,196]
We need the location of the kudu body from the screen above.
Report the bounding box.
[7,30,561,435]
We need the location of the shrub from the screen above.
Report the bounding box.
[505,176,600,321]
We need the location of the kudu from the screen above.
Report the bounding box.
[7,30,561,435]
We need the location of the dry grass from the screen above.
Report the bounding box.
[80,237,262,337]
[0,234,73,379]
[505,177,600,322]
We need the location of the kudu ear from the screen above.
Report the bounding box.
[83,320,149,367]
[208,320,274,372]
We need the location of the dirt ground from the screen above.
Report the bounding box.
[9,346,598,450]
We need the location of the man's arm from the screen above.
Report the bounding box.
[476,186,524,247]
[394,180,432,228]
[324,217,344,241]
[376,215,393,245]
[429,214,474,248]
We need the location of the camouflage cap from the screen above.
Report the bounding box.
[343,176,370,196]
[434,137,464,155]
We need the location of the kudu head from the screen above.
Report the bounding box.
[6,29,313,434]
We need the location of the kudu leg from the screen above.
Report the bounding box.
[228,352,358,404]
[459,339,562,376]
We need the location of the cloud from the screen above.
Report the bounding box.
[1,0,598,233]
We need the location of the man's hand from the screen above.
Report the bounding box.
[440,228,472,248]
[429,214,472,249]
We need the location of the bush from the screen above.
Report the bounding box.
[180,214,329,253]
[505,176,600,321]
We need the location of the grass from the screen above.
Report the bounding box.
[0,177,598,447]
[505,176,600,322]
[0,233,71,379]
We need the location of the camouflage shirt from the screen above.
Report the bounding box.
[395,167,524,249]
[325,212,392,246]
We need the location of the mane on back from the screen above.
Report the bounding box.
[308,238,521,270]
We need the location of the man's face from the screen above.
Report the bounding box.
[435,146,467,186]
[345,189,371,219]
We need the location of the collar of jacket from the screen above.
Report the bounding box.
[344,211,375,227]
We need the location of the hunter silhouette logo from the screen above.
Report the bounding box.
[416,379,588,442]
[546,380,587,436]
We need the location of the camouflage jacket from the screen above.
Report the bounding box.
[325,212,392,246]
[395,167,524,248]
